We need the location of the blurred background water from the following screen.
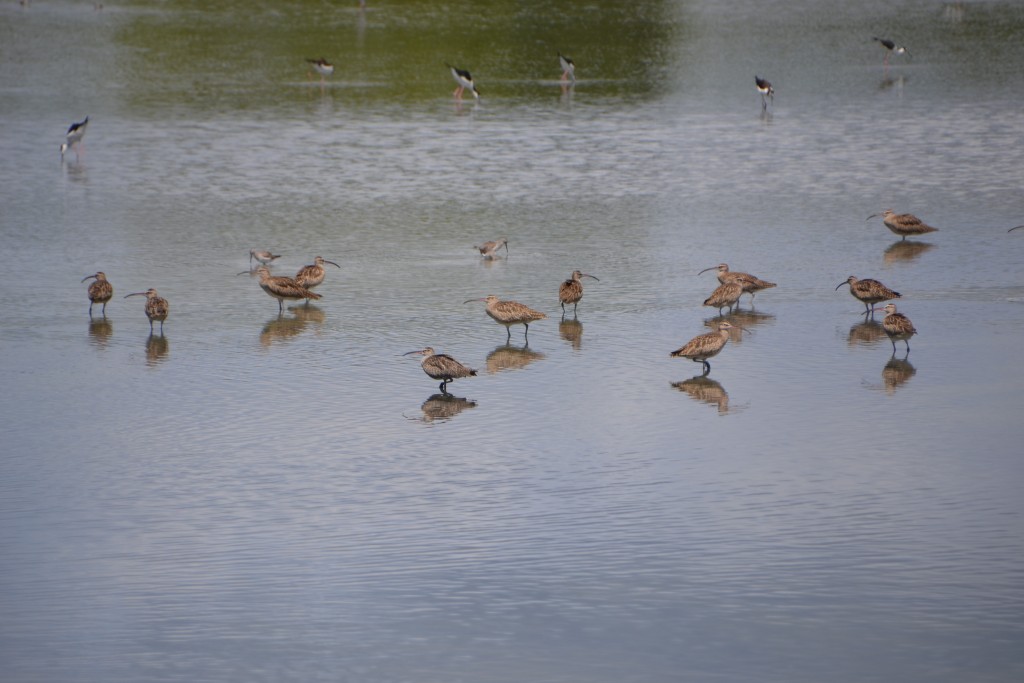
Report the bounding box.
[1,1,1023,681]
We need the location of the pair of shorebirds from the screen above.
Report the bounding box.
[81,271,171,333]
[249,250,341,312]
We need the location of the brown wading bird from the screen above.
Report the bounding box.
[1008,225,1024,233]
[465,295,546,342]
[124,288,169,334]
[836,276,901,315]
[81,271,113,317]
[703,281,744,315]
[250,249,281,266]
[872,303,917,354]
[473,237,508,259]
[294,256,340,299]
[403,347,477,393]
[867,209,939,240]
[255,266,320,312]
[671,321,747,375]
[698,263,776,303]
[559,270,599,316]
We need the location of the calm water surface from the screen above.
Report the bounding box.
[2,1,1024,681]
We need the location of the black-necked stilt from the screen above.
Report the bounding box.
[306,57,334,82]
[754,76,773,110]
[872,37,910,66]
[446,64,479,100]
[61,116,88,159]
[558,52,576,82]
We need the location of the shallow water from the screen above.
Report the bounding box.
[2,1,1024,681]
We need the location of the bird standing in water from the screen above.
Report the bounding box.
[255,266,321,312]
[447,64,480,100]
[125,288,169,333]
[61,116,89,159]
[755,76,773,110]
[558,52,576,82]
[82,271,113,317]
[559,270,599,316]
[294,256,340,299]
[836,276,901,315]
[873,37,910,66]
[671,321,747,375]
[403,347,477,394]
[465,295,546,342]
[873,303,917,354]
[306,58,334,82]
[867,209,939,240]
[473,237,508,259]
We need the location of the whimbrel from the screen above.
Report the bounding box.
[81,271,113,317]
[294,256,340,298]
[249,249,281,266]
[124,288,169,334]
[559,52,576,82]
[755,76,774,109]
[447,64,480,100]
[872,302,917,354]
[670,321,746,375]
[699,263,776,303]
[559,270,599,316]
[403,347,477,393]
[61,116,88,159]
[836,276,901,315]
[873,37,910,65]
[867,209,939,240]
[703,281,744,314]
[255,266,320,312]
[474,237,508,259]
[465,295,546,341]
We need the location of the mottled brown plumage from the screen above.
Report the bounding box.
[874,303,917,353]
[672,375,729,414]
[465,295,546,341]
[670,321,745,375]
[473,237,508,258]
[81,271,113,317]
[124,288,169,333]
[256,266,321,312]
[836,276,901,315]
[699,263,776,303]
[559,270,599,316]
[867,209,938,240]
[403,347,477,393]
[294,256,340,296]
[702,281,744,314]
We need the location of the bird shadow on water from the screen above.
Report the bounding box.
[863,356,917,394]
[704,309,773,343]
[144,333,169,368]
[406,392,478,424]
[671,375,745,415]
[846,318,886,347]
[87,318,113,350]
[485,343,546,373]
[259,305,323,348]
[559,317,583,350]
[883,240,934,265]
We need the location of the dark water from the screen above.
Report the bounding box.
[2,1,1024,681]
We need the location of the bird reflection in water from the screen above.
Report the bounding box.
[704,310,773,344]
[485,343,546,374]
[145,333,169,367]
[259,305,323,348]
[418,393,477,423]
[559,317,583,350]
[87,318,113,350]
[671,375,733,414]
[881,357,916,394]
[883,239,934,265]
[847,318,886,347]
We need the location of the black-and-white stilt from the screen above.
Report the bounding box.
[558,52,576,82]
[61,117,88,159]
[306,58,334,82]
[446,64,480,100]
[755,76,773,110]
[872,37,910,66]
